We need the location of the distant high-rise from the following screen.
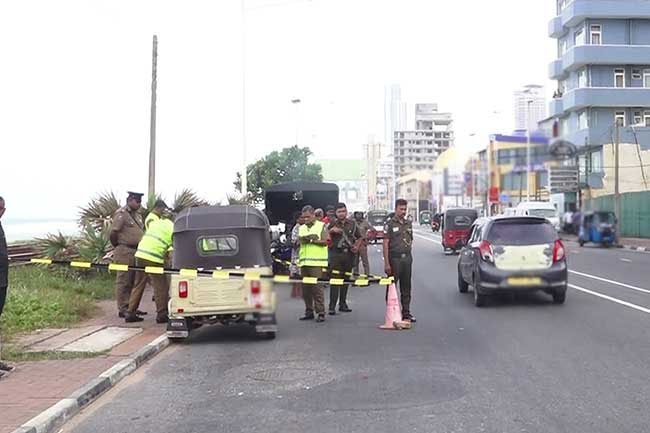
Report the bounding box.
[393,103,454,178]
[363,135,382,209]
[384,84,407,155]
[514,84,546,130]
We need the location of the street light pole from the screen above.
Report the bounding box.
[148,35,158,199]
[240,0,248,201]
[526,99,533,202]
[615,120,621,224]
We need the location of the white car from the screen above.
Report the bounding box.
[514,201,560,231]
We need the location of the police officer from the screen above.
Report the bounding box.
[110,191,147,318]
[145,199,169,230]
[383,199,416,322]
[298,205,329,323]
[353,211,370,276]
[328,203,362,315]
[125,215,173,323]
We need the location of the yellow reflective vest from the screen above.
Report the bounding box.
[144,212,160,231]
[298,221,328,268]
[135,218,174,264]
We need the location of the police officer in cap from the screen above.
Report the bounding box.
[110,192,147,318]
[328,203,362,315]
[383,199,416,322]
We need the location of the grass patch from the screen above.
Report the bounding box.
[0,265,114,340]
[2,346,108,362]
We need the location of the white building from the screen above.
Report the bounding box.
[514,84,546,131]
[394,103,454,179]
[363,135,382,210]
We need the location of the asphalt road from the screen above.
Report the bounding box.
[62,227,650,433]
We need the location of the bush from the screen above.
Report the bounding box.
[0,266,114,336]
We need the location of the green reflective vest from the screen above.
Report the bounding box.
[145,212,160,231]
[135,218,174,264]
[298,221,328,268]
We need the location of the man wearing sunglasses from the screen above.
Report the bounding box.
[110,191,147,319]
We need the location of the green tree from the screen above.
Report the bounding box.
[234,146,323,203]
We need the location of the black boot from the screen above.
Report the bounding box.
[125,312,144,323]
[299,312,315,321]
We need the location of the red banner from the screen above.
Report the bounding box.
[489,187,499,203]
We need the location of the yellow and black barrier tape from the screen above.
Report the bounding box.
[272,257,386,281]
[17,258,394,286]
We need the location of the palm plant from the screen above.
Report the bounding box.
[79,192,121,231]
[78,222,111,263]
[35,232,80,260]
[171,189,210,213]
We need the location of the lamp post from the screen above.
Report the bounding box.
[240,0,313,201]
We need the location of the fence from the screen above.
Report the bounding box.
[584,191,650,238]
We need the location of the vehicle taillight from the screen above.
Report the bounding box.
[479,240,494,263]
[178,280,188,298]
[250,280,262,308]
[553,240,565,262]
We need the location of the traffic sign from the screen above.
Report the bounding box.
[549,166,579,193]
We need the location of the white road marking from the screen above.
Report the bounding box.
[620,258,632,263]
[569,270,650,295]
[414,233,441,245]
[571,250,580,254]
[569,284,650,316]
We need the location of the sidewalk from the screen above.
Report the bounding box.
[560,233,650,251]
[0,293,167,433]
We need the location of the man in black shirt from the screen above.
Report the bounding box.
[0,196,15,376]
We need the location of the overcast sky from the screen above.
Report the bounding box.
[0,0,556,220]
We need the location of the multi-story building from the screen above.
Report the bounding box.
[384,84,407,157]
[544,0,650,204]
[393,104,454,178]
[514,84,547,131]
[376,157,394,210]
[395,170,432,221]
[317,159,368,212]
[363,136,382,210]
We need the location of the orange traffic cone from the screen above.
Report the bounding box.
[380,283,411,330]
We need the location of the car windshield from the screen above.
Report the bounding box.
[487,221,558,246]
[528,209,557,218]
[369,214,388,225]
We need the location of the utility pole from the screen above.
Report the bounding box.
[526,99,533,202]
[615,120,621,224]
[240,0,248,201]
[148,35,158,199]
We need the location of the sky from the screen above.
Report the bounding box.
[0,0,556,220]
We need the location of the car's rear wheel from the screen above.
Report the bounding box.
[473,276,487,307]
[552,287,567,304]
[458,268,468,293]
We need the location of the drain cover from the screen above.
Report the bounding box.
[248,367,316,383]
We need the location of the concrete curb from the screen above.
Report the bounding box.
[11,334,169,433]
